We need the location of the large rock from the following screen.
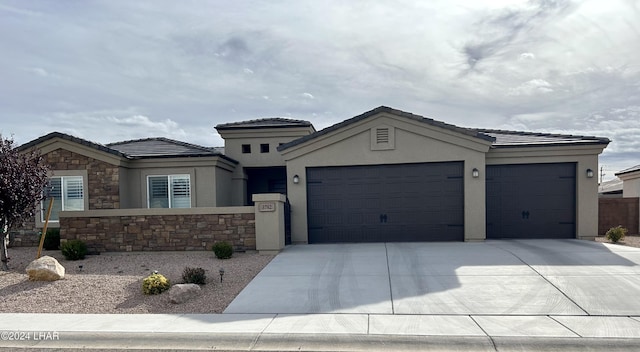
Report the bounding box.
[169,284,201,304]
[26,256,65,281]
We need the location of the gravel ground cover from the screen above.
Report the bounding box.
[0,247,273,314]
[1,236,638,314]
[595,234,640,247]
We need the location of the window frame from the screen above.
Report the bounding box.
[41,175,85,223]
[146,174,192,209]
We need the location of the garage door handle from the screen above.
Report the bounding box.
[380,214,388,223]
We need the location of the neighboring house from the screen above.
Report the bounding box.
[617,165,640,198]
[599,178,623,198]
[13,106,610,250]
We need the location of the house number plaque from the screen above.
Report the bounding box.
[258,202,276,212]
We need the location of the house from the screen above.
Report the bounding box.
[13,106,610,251]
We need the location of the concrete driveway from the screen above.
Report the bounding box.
[225,239,640,315]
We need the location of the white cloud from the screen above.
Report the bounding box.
[1,0,639,170]
[508,79,554,96]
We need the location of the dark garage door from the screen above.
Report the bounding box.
[486,163,576,239]
[307,162,464,243]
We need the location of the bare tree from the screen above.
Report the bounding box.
[0,135,49,271]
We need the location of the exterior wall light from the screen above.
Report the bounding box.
[472,168,479,178]
[586,168,594,178]
[293,175,300,184]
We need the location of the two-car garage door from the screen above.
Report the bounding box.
[306,162,577,243]
[307,162,464,243]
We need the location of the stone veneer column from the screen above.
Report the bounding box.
[252,193,286,254]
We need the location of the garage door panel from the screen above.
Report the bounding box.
[307,162,464,243]
[486,163,576,239]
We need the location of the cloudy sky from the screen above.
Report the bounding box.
[1,0,638,180]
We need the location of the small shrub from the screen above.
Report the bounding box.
[212,241,233,259]
[606,226,628,243]
[41,228,60,250]
[182,267,206,285]
[142,273,171,295]
[60,239,88,260]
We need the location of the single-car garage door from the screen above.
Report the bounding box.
[486,163,576,239]
[307,162,464,243]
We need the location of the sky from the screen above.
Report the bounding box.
[1,0,638,180]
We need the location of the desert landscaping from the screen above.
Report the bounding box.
[1,236,639,315]
[0,247,273,314]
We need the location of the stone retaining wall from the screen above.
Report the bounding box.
[60,211,256,252]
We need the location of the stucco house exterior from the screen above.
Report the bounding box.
[13,106,609,251]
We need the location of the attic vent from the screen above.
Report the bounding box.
[370,125,395,151]
[376,128,389,144]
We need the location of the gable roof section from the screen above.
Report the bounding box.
[477,129,611,148]
[18,132,237,163]
[278,106,495,151]
[17,131,128,158]
[216,117,313,130]
[106,137,236,163]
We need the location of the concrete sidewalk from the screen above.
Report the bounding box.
[3,240,640,350]
[2,313,640,351]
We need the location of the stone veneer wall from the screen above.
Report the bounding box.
[60,212,256,252]
[46,148,120,210]
[9,148,121,246]
[8,218,40,247]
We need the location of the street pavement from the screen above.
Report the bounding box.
[2,239,640,351]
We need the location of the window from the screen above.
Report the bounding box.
[242,144,251,153]
[147,175,191,208]
[41,176,84,222]
[260,143,270,153]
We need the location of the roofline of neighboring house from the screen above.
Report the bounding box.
[616,164,640,176]
[16,131,129,159]
[278,106,495,151]
[216,118,314,131]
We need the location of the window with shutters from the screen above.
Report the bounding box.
[370,125,395,150]
[147,175,191,208]
[41,176,85,222]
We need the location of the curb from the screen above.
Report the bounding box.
[2,332,640,351]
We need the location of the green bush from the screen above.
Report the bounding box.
[60,239,88,260]
[142,272,171,295]
[41,228,60,250]
[212,241,233,259]
[606,226,628,243]
[182,267,206,285]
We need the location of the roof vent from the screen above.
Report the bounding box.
[376,128,389,144]
[370,125,394,151]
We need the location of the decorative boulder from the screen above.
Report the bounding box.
[169,284,201,304]
[26,256,65,281]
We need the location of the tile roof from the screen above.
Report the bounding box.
[18,132,236,163]
[216,117,313,130]
[616,164,640,176]
[278,106,495,151]
[476,129,610,148]
[16,132,127,158]
[106,137,234,161]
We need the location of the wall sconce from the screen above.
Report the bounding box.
[293,175,300,184]
[586,169,594,178]
[472,168,479,178]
